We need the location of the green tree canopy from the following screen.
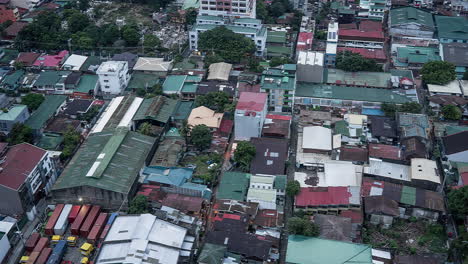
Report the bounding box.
[22,93,45,111]
[381,103,398,117]
[195,91,231,112]
[122,25,140,46]
[336,51,382,72]
[270,57,292,67]
[198,26,256,63]
[233,141,256,171]
[287,217,319,237]
[190,124,212,150]
[138,122,154,136]
[381,102,422,117]
[448,186,468,221]
[8,123,33,145]
[185,8,198,25]
[143,34,161,50]
[66,11,91,33]
[421,61,456,85]
[441,105,462,120]
[60,128,81,161]
[286,180,301,197]
[128,195,149,214]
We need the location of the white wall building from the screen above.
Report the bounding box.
[247,175,277,210]
[325,22,339,67]
[234,92,268,141]
[297,51,324,83]
[199,0,256,18]
[96,61,130,98]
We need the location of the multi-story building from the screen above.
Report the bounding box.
[441,43,468,79]
[325,21,338,67]
[9,0,42,9]
[0,105,29,135]
[297,51,324,83]
[0,143,58,218]
[359,0,389,20]
[198,0,256,18]
[389,7,435,39]
[260,64,296,112]
[96,61,130,98]
[189,16,267,56]
[435,15,468,44]
[234,92,268,141]
[338,20,385,49]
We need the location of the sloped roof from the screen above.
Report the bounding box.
[208,62,232,81]
[134,57,172,72]
[435,15,468,41]
[236,92,267,112]
[25,95,67,130]
[187,106,223,129]
[216,172,250,201]
[390,7,434,29]
[197,243,226,264]
[364,196,399,216]
[443,131,468,155]
[314,214,352,242]
[132,96,177,123]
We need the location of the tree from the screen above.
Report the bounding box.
[67,11,90,33]
[128,195,149,214]
[101,24,120,45]
[143,34,160,51]
[198,26,256,63]
[185,8,198,26]
[22,93,44,111]
[287,217,319,237]
[180,120,190,141]
[448,186,468,221]
[78,0,90,11]
[72,32,94,50]
[8,123,33,145]
[399,102,422,114]
[195,91,230,112]
[60,128,81,161]
[122,25,140,46]
[256,0,269,22]
[463,71,468,80]
[421,61,456,85]
[204,54,224,68]
[441,105,462,120]
[233,141,256,171]
[381,103,398,118]
[190,125,212,150]
[286,180,301,197]
[336,51,382,72]
[270,57,292,67]
[79,105,100,122]
[138,122,153,136]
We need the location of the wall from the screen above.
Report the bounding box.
[52,186,129,210]
[297,64,324,83]
[0,232,11,263]
[0,186,23,216]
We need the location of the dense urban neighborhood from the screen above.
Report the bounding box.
[0,0,467,262]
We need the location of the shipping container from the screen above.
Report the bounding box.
[70,205,91,236]
[53,204,73,236]
[79,205,101,237]
[45,204,64,236]
[45,240,67,264]
[87,213,108,243]
[25,233,40,252]
[35,248,52,264]
[67,205,81,224]
[26,251,40,264]
[32,237,49,254]
[99,225,110,241]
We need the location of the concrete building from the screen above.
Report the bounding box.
[96,214,195,264]
[247,175,277,210]
[441,43,468,79]
[189,17,267,56]
[0,143,57,219]
[359,0,388,20]
[96,61,130,98]
[297,51,324,83]
[389,7,435,39]
[338,20,385,49]
[260,64,296,112]
[435,15,468,43]
[198,0,256,18]
[51,128,155,209]
[9,0,42,10]
[234,92,268,140]
[62,54,88,71]
[0,105,29,135]
[0,220,14,263]
[325,21,338,67]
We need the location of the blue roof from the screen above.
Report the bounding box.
[142,166,193,186]
[362,108,384,116]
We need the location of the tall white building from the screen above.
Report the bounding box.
[96,61,130,98]
[234,92,268,141]
[325,21,338,67]
[199,0,256,18]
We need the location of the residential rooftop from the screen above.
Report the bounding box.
[25,95,67,130]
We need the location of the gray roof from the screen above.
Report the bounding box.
[53,128,155,194]
[442,43,468,67]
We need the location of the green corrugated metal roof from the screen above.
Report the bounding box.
[52,128,155,194]
[198,15,224,21]
[400,185,416,205]
[127,73,160,90]
[395,46,441,67]
[267,45,292,55]
[286,236,373,264]
[326,69,391,88]
[198,243,226,264]
[267,31,287,43]
[0,105,27,121]
[1,70,24,88]
[390,7,434,29]
[33,71,70,87]
[0,49,19,65]
[234,18,262,24]
[132,96,178,123]
[75,74,98,93]
[334,120,350,137]
[295,83,414,104]
[261,68,296,91]
[173,101,194,120]
[163,75,186,93]
[216,172,250,201]
[445,125,468,136]
[37,133,63,150]
[435,15,468,41]
[25,95,67,130]
[274,175,286,190]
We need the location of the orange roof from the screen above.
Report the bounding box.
[187,106,223,129]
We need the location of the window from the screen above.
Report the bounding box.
[105,85,110,89]
[104,80,109,83]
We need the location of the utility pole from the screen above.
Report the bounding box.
[67,38,72,53]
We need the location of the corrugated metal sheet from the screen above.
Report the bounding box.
[400,186,416,205]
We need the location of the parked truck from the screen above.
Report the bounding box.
[54,204,73,236]
[45,240,67,264]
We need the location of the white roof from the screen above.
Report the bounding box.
[250,174,275,185]
[364,158,411,182]
[134,57,172,72]
[302,126,332,151]
[91,96,124,134]
[322,161,362,187]
[410,158,440,184]
[427,80,462,94]
[62,54,88,71]
[296,133,331,166]
[327,22,339,42]
[460,80,468,96]
[372,249,392,260]
[97,61,127,73]
[0,221,14,234]
[247,188,277,202]
[208,62,232,81]
[297,51,324,66]
[98,214,191,264]
[117,97,143,128]
[345,114,367,126]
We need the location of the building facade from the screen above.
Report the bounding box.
[260,64,296,112]
[96,61,130,98]
[198,0,256,18]
[0,105,29,135]
[234,92,268,141]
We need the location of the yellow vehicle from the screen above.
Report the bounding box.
[80,243,94,256]
[19,256,29,263]
[67,236,77,247]
[51,235,62,244]
[81,257,89,264]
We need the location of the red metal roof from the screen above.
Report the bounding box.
[0,143,46,190]
[217,119,233,134]
[0,6,16,24]
[266,114,292,121]
[368,143,403,161]
[212,213,241,223]
[339,210,363,224]
[337,47,386,61]
[33,50,69,67]
[236,92,267,112]
[16,52,41,66]
[237,83,261,93]
[295,187,351,207]
[361,177,385,197]
[297,32,313,51]
[338,29,385,40]
[359,20,383,32]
